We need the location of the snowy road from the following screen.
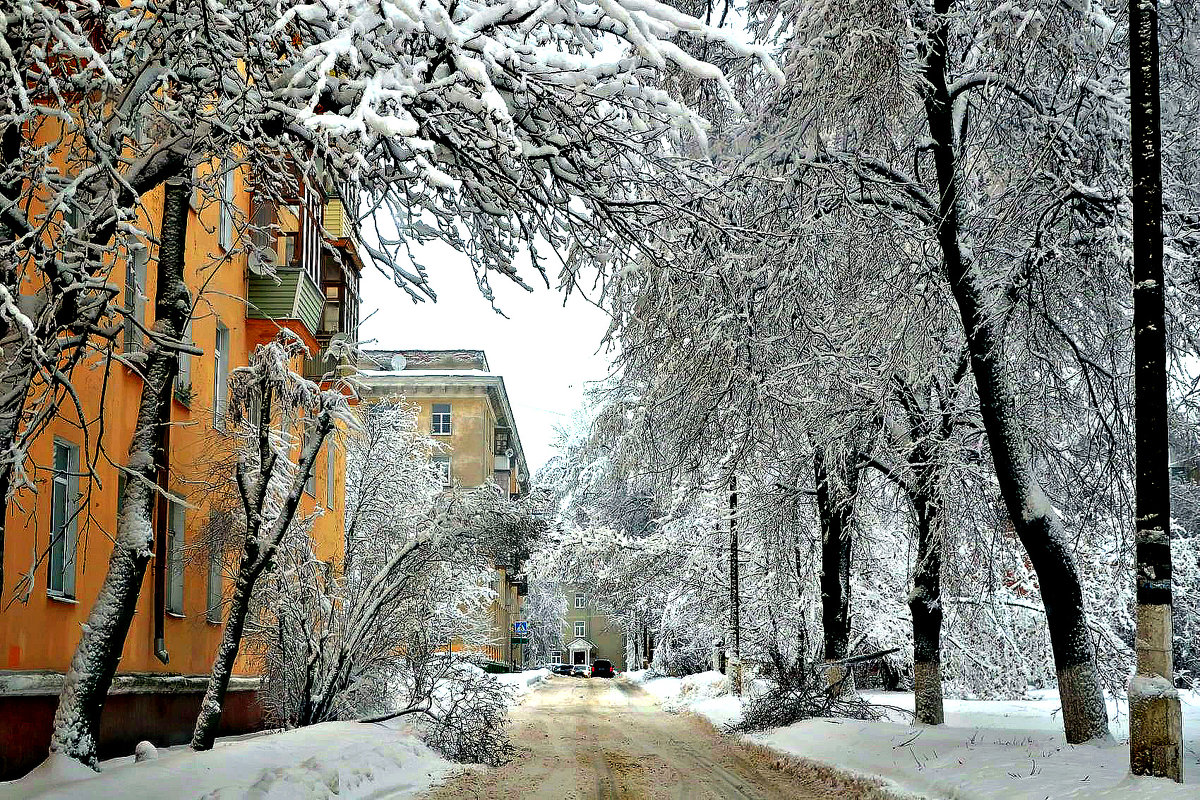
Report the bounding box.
[421,676,888,800]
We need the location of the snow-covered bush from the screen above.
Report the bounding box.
[737,646,882,733]
[417,667,515,767]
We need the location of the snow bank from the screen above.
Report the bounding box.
[624,669,683,702]
[494,668,550,704]
[0,720,455,800]
[753,689,1200,800]
[626,670,745,727]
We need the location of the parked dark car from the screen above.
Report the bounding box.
[550,664,573,676]
[571,664,590,678]
[591,659,615,678]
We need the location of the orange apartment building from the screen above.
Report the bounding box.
[356,350,531,667]
[0,157,362,778]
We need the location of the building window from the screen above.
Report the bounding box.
[116,470,126,520]
[304,426,317,497]
[433,455,451,486]
[218,164,235,251]
[166,500,185,615]
[575,593,585,609]
[574,621,586,639]
[123,248,148,354]
[206,547,222,624]
[245,385,262,430]
[47,441,79,598]
[431,403,451,435]
[552,651,562,665]
[213,322,229,427]
[326,440,335,509]
[175,313,193,398]
[206,510,231,624]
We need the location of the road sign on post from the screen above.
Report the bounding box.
[512,620,529,636]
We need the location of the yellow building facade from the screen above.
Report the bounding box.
[558,585,628,671]
[356,350,530,666]
[0,158,362,777]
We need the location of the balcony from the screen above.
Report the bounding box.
[248,189,361,380]
[247,267,324,336]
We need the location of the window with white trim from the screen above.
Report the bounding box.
[303,425,317,497]
[123,248,148,354]
[326,440,336,509]
[551,651,562,664]
[433,455,451,486]
[175,313,193,397]
[574,593,585,609]
[166,500,185,615]
[47,441,79,598]
[206,510,231,624]
[206,547,222,623]
[213,322,230,428]
[218,163,235,251]
[431,403,451,435]
[574,621,585,639]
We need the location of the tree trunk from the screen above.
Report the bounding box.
[918,0,1109,744]
[192,397,333,750]
[1129,0,1183,779]
[815,447,856,692]
[49,179,191,768]
[190,541,262,750]
[910,494,944,725]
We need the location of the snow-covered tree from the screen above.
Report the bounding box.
[17,0,780,769]
[190,333,355,751]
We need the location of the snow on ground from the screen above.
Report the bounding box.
[495,668,550,704]
[0,720,455,800]
[624,669,743,727]
[753,690,1200,800]
[757,689,1200,800]
[628,672,1200,799]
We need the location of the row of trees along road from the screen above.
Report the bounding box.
[535,0,1196,782]
[1,0,773,772]
[1,0,1192,783]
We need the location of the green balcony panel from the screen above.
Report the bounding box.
[248,268,323,337]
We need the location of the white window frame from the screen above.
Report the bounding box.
[326,439,335,509]
[218,163,235,251]
[574,621,586,639]
[213,322,230,428]
[166,500,185,615]
[551,650,562,665]
[175,313,193,397]
[575,593,585,609]
[304,441,317,497]
[433,455,451,486]
[431,403,452,436]
[47,440,79,599]
[123,248,148,354]
[206,543,222,624]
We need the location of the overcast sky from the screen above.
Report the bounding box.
[359,243,613,473]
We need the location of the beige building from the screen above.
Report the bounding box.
[356,349,530,666]
[556,585,627,670]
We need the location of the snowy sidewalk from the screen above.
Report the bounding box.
[0,720,455,800]
[626,672,1200,799]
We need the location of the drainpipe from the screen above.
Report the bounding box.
[153,410,171,664]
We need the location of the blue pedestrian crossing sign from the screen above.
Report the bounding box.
[512,620,529,636]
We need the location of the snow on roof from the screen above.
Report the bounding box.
[357,369,499,378]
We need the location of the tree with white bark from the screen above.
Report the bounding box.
[15,0,779,769]
[190,333,356,751]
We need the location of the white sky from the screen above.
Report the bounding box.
[358,243,613,473]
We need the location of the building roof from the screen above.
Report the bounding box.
[357,349,529,491]
[358,349,489,372]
